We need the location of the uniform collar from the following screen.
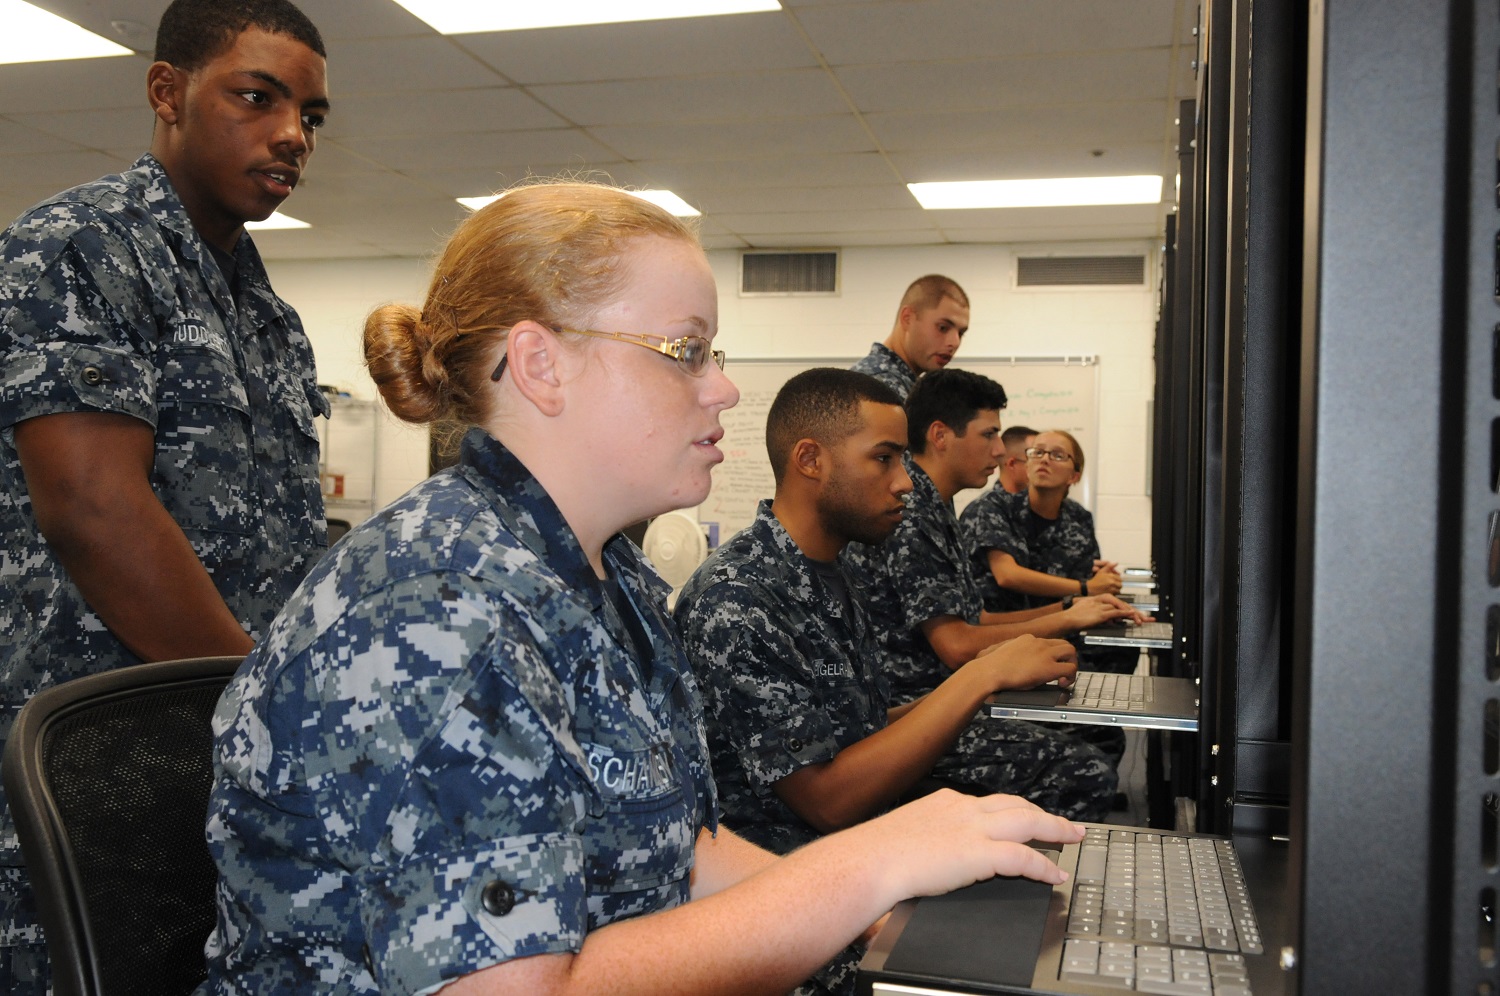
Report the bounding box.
[456,428,666,611]
[754,499,863,627]
[903,452,945,510]
[131,153,294,331]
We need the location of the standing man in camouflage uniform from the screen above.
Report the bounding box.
[676,368,1102,863]
[849,274,970,400]
[0,1,328,988]
[844,370,1140,705]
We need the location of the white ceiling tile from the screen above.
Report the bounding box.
[712,208,936,235]
[795,0,1177,65]
[888,144,1165,183]
[9,106,154,152]
[866,102,1166,152]
[590,115,872,161]
[529,69,848,126]
[325,36,507,94]
[0,55,152,113]
[0,149,135,196]
[836,49,1175,114]
[638,153,897,190]
[0,119,84,156]
[326,87,567,138]
[339,128,619,172]
[740,229,948,248]
[693,184,915,213]
[455,12,816,85]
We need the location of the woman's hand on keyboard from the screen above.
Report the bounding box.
[852,789,1087,899]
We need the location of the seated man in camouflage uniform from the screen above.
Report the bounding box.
[675,368,1110,854]
[843,369,1145,771]
[849,274,970,401]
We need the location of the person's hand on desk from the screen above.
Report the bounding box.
[852,789,1085,896]
[1086,565,1123,595]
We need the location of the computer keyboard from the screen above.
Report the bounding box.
[1124,621,1174,642]
[1071,672,1152,712]
[1059,828,1264,994]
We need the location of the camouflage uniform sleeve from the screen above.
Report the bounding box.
[0,218,160,430]
[677,580,844,789]
[888,520,973,629]
[962,492,1027,561]
[285,571,593,992]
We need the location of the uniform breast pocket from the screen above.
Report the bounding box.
[154,346,255,536]
[582,739,696,894]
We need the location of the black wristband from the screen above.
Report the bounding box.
[1062,595,1075,611]
[1079,578,1089,596]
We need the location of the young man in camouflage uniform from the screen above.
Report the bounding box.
[676,368,1111,862]
[844,369,1141,704]
[996,424,1038,497]
[849,274,970,400]
[0,1,328,988]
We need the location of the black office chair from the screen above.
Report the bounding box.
[326,517,352,545]
[0,656,245,996]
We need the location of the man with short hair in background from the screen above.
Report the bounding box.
[0,1,330,987]
[996,424,1037,495]
[850,273,970,401]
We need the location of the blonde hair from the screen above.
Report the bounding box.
[364,182,700,427]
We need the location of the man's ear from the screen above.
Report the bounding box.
[926,420,950,453]
[501,321,567,417]
[147,61,185,127]
[789,437,828,485]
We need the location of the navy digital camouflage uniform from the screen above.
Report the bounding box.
[960,487,1100,613]
[673,501,879,996]
[199,429,720,996]
[960,487,1137,682]
[844,456,1115,821]
[675,499,889,857]
[0,154,327,991]
[849,342,917,401]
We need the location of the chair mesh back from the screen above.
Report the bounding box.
[40,682,225,996]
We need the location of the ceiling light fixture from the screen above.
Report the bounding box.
[908,175,1164,210]
[245,213,310,231]
[459,189,701,217]
[0,0,133,65]
[391,0,780,34]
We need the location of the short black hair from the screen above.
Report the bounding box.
[1001,425,1037,451]
[766,368,904,486]
[155,0,326,71]
[905,368,1008,454]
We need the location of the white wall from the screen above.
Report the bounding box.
[269,240,1158,564]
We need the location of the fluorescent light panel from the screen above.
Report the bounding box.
[245,212,310,231]
[908,175,1164,210]
[0,0,133,65]
[391,0,779,34]
[459,190,701,217]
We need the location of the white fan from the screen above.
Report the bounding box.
[641,511,709,607]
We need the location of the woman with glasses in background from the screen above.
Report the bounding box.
[960,430,1124,612]
[196,182,1084,996]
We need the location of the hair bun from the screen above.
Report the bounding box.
[364,302,443,424]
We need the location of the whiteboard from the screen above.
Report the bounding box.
[695,356,1100,546]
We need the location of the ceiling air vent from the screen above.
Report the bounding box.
[1016,255,1146,287]
[740,250,840,296]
